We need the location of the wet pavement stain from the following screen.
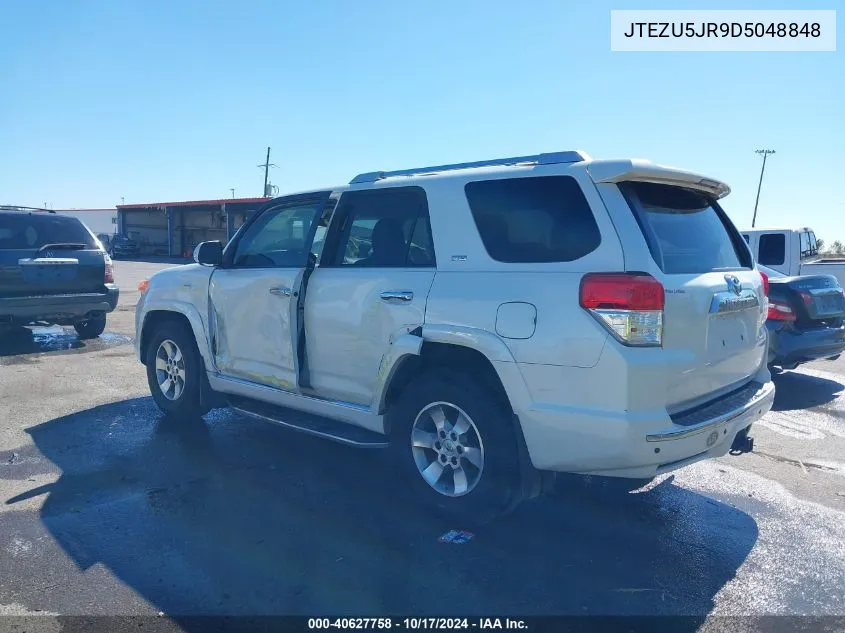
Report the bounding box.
[0,326,133,363]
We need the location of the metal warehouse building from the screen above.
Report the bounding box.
[116,197,269,256]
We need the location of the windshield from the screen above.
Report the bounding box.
[0,214,98,250]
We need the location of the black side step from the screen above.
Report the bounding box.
[227,396,389,449]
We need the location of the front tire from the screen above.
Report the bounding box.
[388,369,520,523]
[74,316,107,339]
[145,320,205,419]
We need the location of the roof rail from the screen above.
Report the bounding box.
[349,150,589,185]
[0,205,55,213]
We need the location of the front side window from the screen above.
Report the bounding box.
[620,181,750,274]
[758,233,786,266]
[465,175,601,263]
[232,203,321,268]
[325,186,435,268]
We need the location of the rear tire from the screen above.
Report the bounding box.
[388,369,520,524]
[74,316,107,339]
[145,320,206,419]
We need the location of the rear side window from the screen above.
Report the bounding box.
[325,186,435,268]
[0,214,98,250]
[758,233,786,266]
[465,176,601,263]
[620,182,750,274]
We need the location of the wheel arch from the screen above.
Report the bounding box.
[380,325,524,423]
[139,305,210,369]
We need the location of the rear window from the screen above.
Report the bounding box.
[0,214,98,250]
[758,233,786,266]
[620,182,751,274]
[464,175,601,263]
[800,230,818,259]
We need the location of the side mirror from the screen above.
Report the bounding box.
[194,241,223,267]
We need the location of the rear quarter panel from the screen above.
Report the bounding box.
[422,167,624,368]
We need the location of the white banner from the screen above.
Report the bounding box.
[610,10,836,52]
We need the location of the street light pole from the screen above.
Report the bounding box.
[752,149,775,228]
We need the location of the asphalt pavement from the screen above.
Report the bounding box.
[1,261,844,629]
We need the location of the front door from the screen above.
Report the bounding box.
[304,185,437,407]
[209,193,331,392]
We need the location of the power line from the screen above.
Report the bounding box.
[752,149,775,228]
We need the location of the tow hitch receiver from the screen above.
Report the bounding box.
[730,426,754,455]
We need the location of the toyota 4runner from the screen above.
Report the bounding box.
[135,150,775,518]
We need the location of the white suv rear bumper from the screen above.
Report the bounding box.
[515,379,775,478]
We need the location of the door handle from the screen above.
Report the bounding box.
[269,287,292,297]
[380,290,413,303]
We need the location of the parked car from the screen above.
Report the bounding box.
[135,150,774,519]
[0,209,118,339]
[109,235,140,259]
[741,227,845,289]
[758,264,845,370]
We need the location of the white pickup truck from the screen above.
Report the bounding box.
[741,227,845,287]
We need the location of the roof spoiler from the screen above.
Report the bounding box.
[587,160,731,199]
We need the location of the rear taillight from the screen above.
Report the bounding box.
[579,273,664,346]
[759,270,769,296]
[768,298,796,321]
[104,254,114,284]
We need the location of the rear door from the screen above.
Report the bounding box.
[304,186,437,407]
[0,213,106,298]
[614,181,767,411]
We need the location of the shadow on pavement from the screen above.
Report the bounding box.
[6,397,759,626]
[771,369,843,411]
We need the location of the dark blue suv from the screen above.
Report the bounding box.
[0,209,119,339]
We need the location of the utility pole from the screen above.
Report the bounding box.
[258,147,277,197]
[230,188,235,199]
[752,149,775,228]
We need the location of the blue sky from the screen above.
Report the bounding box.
[1,1,842,241]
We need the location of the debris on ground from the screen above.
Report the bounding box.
[438,530,475,544]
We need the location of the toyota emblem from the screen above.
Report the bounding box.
[725,274,742,296]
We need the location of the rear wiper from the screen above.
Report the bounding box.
[36,243,87,253]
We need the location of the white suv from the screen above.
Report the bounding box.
[135,150,775,518]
